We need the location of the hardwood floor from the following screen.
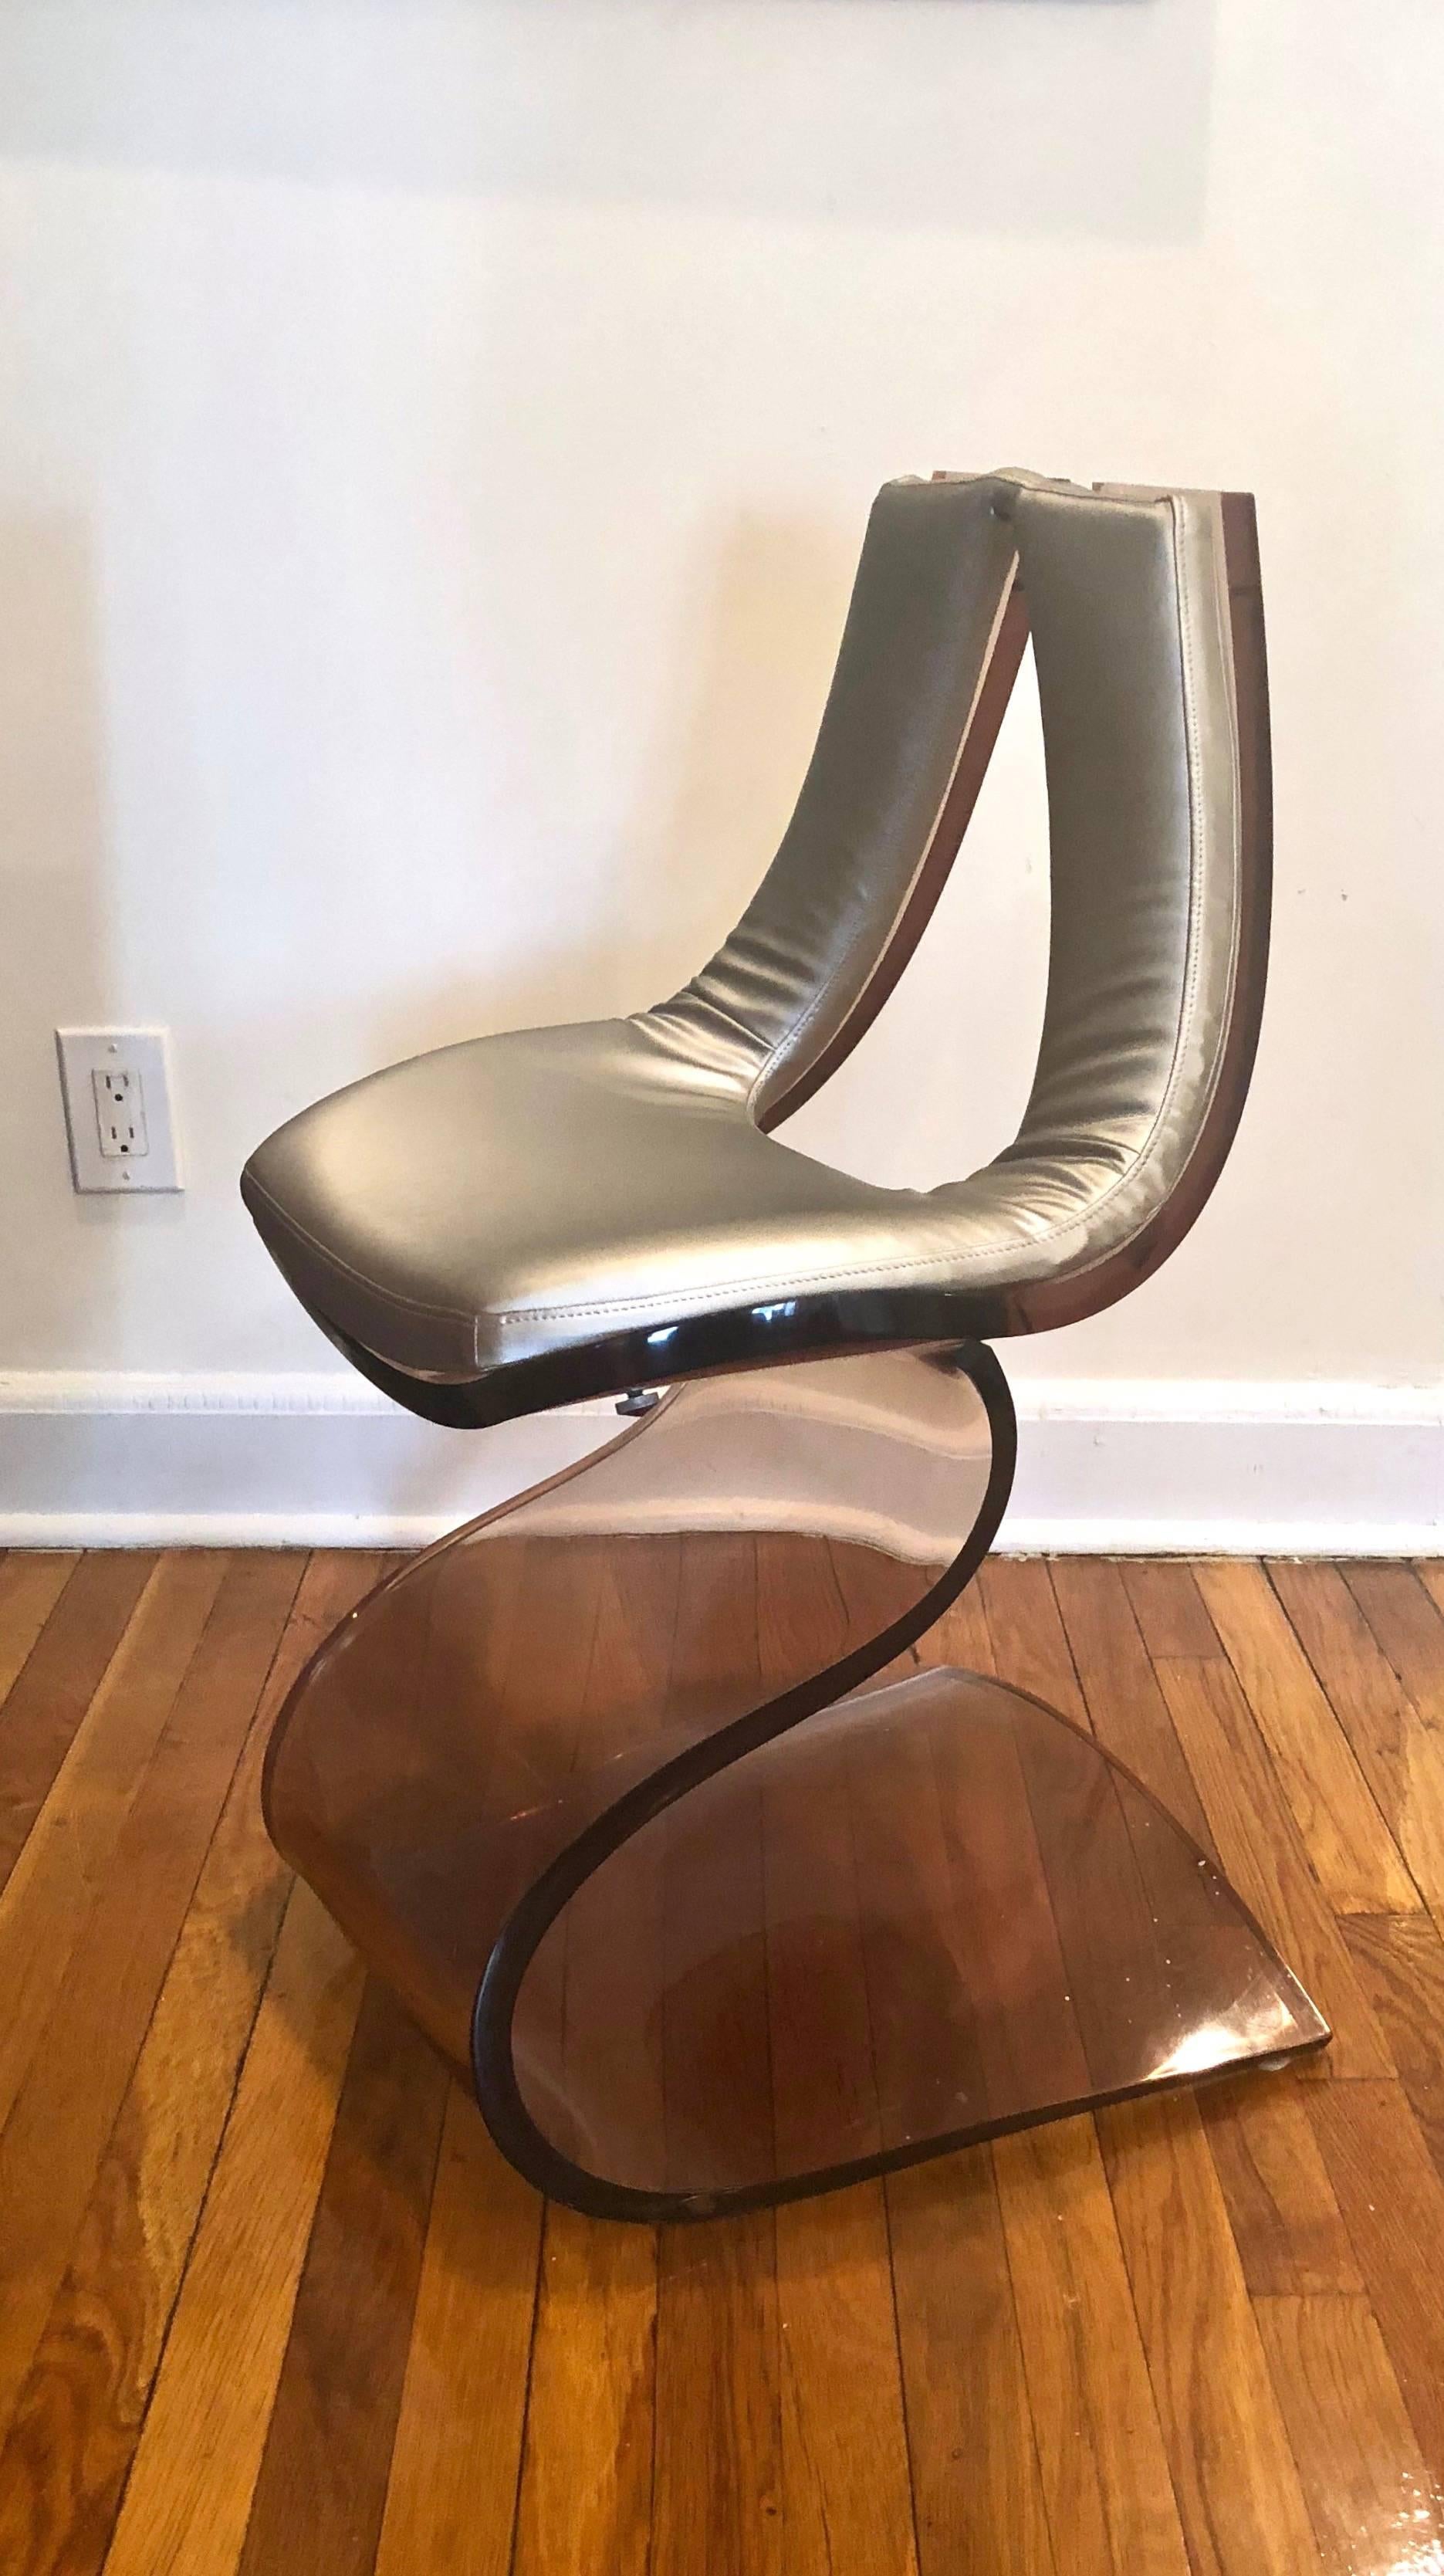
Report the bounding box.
[1,1545,1442,2575]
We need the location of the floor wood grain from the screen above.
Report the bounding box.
[0,1549,1439,2575]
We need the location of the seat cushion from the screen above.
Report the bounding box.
[242,1016,955,1378]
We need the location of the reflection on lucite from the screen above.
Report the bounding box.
[509,1347,996,1558]
[515,1667,1325,2209]
[264,1342,1327,2221]
[265,1349,996,2064]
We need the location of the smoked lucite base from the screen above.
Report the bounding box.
[263,1345,1328,2221]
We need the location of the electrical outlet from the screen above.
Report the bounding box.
[56,1028,182,1193]
[92,1065,150,1160]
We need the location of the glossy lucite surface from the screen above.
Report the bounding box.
[265,1349,999,2067]
[517,1667,1327,2212]
[265,1343,1327,2219]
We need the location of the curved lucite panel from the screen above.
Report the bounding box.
[512,1665,1326,2209]
[264,1346,1000,2085]
[264,1339,1326,2221]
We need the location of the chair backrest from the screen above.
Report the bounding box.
[953,473,1269,1329]
[643,472,1027,1118]
[645,467,1270,1335]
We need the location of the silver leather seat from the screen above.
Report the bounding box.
[243,469,1268,1392]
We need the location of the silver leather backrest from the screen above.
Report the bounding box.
[1009,477,1241,1163]
[949,473,1265,1328]
[641,474,1022,1115]
[644,466,1266,1331]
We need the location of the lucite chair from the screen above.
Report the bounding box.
[243,467,1326,2222]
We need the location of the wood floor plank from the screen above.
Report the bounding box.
[1009,1681,1180,2102]
[1344,1564,1444,1722]
[1195,1561,1418,1914]
[759,1552,918,2576]
[1119,1560,1222,1661]
[511,2205,657,2576]
[1043,1563,1273,2097]
[99,1881,364,2576]
[764,1721,882,2172]
[760,1532,882,2170]
[1196,2078,1362,2297]
[454,1534,648,2182]
[0,1552,79,1704]
[1049,1557,1218,1851]
[775,2188,918,2576]
[1253,2293,1443,2576]
[644,1534,783,2576]
[945,1580,1155,2125]
[656,1538,768,2199]
[1307,2080,1444,2487]
[0,1551,228,2136]
[1341,1910,1444,2179]
[1418,1562,1444,1624]
[1096,2089,1322,2576]
[977,1559,1087,1723]
[236,1976,450,2576]
[0,1552,305,2419]
[992,2115,1190,2576]
[1039,1572,1361,2323]
[372,2087,543,2576]
[1153,1656,1393,2079]
[849,1686,999,2151]
[0,1555,381,2576]
[523,1537,769,2576]
[652,2212,783,2576]
[0,1551,157,1894]
[926,1564,993,1673]
[925,1623,1106,2122]
[888,2148,1056,2576]
[1269,1559,1444,1927]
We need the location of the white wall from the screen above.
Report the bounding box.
[0,1,1439,1542]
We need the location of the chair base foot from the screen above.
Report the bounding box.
[487,1662,1328,2219]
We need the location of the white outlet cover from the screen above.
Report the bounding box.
[56,1027,183,1193]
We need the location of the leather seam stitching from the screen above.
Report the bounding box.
[636,994,766,1061]
[243,1176,479,1336]
[490,1244,1006,1324]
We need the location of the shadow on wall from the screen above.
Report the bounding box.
[297,509,861,1076]
[0,0,1216,242]
[608,510,861,1015]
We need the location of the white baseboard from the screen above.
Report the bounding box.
[0,1370,1439,1556]
[1002,1379,1442,1559]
